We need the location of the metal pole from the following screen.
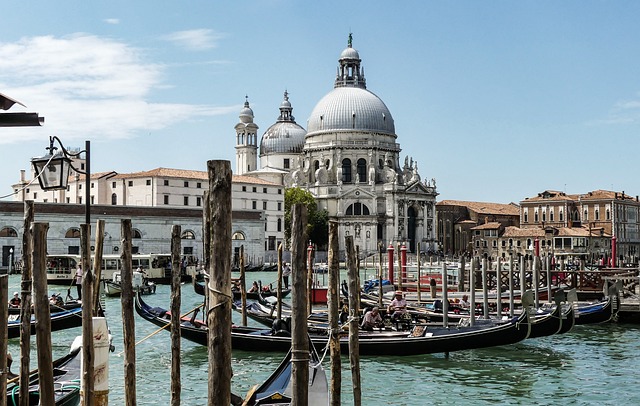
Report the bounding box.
[85,140,90,226]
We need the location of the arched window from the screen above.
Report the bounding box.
[132,229,142,239]
[341,158,352,183]
[65,228,81,238]
[111,193,117,205]
[232,231,246,240]
[277,218,282,232]
[356,159,367,183]
[0,227,17,237]
[181,230,196,240]
[346,203,370,216]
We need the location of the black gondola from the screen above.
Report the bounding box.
[6,336,82,405]
[242,339,328,405]
[135,292,532,356]
[574,296,617,325]
[7,308,83,339]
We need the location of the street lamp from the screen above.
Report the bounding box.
[31,136,90,225]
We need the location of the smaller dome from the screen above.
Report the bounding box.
[260,122,306,155]
[340,46,360,60]
[239,97,254,124]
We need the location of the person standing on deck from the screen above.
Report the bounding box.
[74,264,83,300]
[282,263,292,289]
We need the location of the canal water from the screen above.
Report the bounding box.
[6,272,640,405]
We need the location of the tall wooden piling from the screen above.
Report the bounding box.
[496,258,502,320]
[533,256,540,308]
[92,219,105,316]
[396,242,403,290]
[276,243,283,320]
[307,243,315,317]
[377,243,383,308]
[442,262,449,328]
[170,225,182,406]
[345,236,361,406]
[546,256,552,303]
[206,160,233,406]
[81,223,95,406]
[458,255,466,292]
[19,201,34,403]
[32,222,55,406]
[509,255,515,317]
[290,204,309,405]
[327,221,341,406]
[120,219,136,406]
[239,245,247,326]
[416,242,422,303]
[469,257,476,326]
[520,256,526,295]
[481,258,489,319]
[0,274,8,405]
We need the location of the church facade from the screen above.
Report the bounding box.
[238,36,438,255]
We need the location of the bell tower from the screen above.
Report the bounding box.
[235,96,259,175]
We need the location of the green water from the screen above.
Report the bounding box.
[6,273,640,405]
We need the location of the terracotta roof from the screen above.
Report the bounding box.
[111,168,281,186]
[521,190,577,202]
[579,189,636,201]
[437,200,520,216]
[471,222,501,230]
[75,171,117,181]
[501,226,545,237]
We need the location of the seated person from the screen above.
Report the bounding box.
[361,306,383,331]
[9,292,21,308]
[387,290,408,320]
[248,281,259,293]
[459,295,470,308]
[49,293,64,306]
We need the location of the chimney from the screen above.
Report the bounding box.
[20,169,25,183]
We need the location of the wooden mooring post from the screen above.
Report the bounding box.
[120,219,136,406]
[170,225,182,406]
[469,257,476,326]
[276,243,283,320]
[19,200,34,403]
[482,258,489,319]
[206,160,233,406]
[81,223,95,406]
[32,222,55,406]
[327,221,341,406]
[509,255,515,318]
[290,204,309,404]
[0,274,7,406]
[345,236,362,406]
[239,245,247,326]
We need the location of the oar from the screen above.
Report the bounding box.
[116,304,203,356]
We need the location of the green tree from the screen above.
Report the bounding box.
[284,187,328,249]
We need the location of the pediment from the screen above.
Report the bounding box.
[338,187,376,200]
[405,181,433,195]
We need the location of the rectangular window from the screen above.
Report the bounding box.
[197,182,202,188]
[128,181,133,187]
[164,195,169,205]
[278,202,282,211]
[252,201,257,210]
[263,201,267,210]
[91,182,94,188]
[252,187,257,192]
[164,180,169,186]
[242,186,246,192]
[91,196,95,204]
[79,184,82,190]
[184,181,189,187]
[184,196,189,206]
[112,182,116,188]
[278,189,282,195]
[268,236,276,251]
[263,187,267,193]
[146,179,151,186]
[284,159,290,169]
[196,197,202,207]
[66,198,70,203]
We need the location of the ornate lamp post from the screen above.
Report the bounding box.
[31,136,90,224]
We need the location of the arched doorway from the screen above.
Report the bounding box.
[408,206,417,253]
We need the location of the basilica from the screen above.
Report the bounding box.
[235,36,438,255]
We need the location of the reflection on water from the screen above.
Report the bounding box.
[6,275,640,406]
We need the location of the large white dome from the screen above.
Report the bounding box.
[306,87,395,135]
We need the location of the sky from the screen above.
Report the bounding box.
[1,1,640,204]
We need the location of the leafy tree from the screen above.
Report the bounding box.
[284,187,328,249]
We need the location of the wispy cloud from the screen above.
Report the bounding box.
[161,29,225,51]
[104,18,120,25]
[0,34,233,144]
